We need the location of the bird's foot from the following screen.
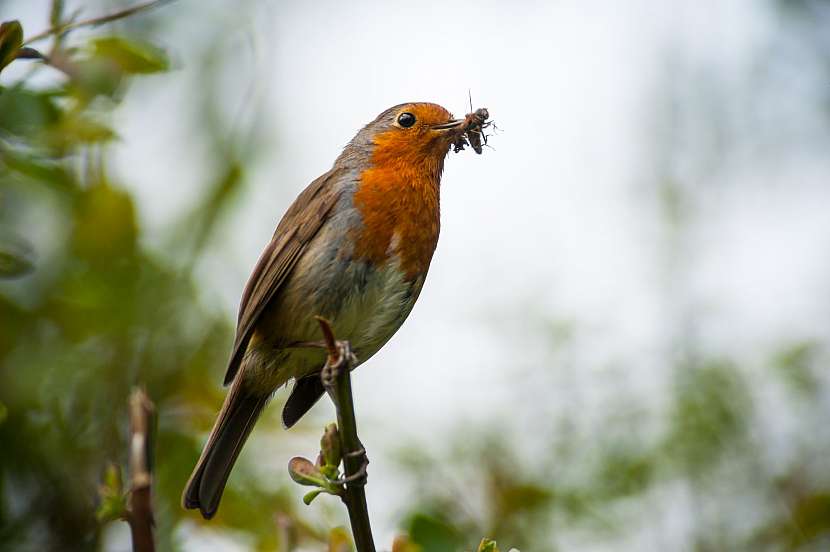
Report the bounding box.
[333,446,369,488]
[321,340,357,387]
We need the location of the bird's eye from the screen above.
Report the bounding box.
[397,112,416,128]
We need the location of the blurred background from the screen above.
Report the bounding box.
[1,0,829,550]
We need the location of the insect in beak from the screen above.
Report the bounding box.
[447,108,492,154]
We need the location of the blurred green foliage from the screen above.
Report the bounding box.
[0,5,325,551]
[394,345,830,551]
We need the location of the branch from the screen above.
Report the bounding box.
[127,388,156,552]
[316,317,376,552]
[24,0,176,45]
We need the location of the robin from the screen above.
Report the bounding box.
[182,102,489,519]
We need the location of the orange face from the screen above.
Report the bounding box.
[350,103,461,279]
[369,103,463,168]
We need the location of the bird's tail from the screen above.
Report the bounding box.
[182,377,268,519]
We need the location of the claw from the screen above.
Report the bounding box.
[321,340,359,388]
[337,341,358,367]
[346,447,366,459]
[333,449,369,488]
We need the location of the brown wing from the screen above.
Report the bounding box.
[222,166,346,385]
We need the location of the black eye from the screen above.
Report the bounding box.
[397,112,416,128]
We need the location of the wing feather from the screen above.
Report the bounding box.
[222,167,346,385]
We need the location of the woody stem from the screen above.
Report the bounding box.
[127,388,156,552]
[24,0,176,44]
[316,317,375,552]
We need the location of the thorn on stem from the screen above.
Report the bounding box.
[314,316,339,365]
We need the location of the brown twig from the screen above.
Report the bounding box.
[127,388,156,552]
[24,0,176,45]
[315,317,376,552]
[315,315,339,365]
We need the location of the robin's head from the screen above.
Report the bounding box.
[340,102,464,174]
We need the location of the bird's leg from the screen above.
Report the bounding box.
[317,337,367,488]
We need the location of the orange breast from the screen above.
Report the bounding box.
[351,131,444,279]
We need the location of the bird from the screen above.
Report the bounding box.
[182,102,483,519]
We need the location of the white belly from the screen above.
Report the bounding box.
[241,257,424,394]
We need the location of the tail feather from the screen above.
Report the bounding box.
[282,374,325,428]
[182,378,268,519]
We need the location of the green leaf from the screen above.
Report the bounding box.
[73,183,138,261]
[0,20,24,72]
[772,341,819,398]
[103,462,122,490]
[47,114,117,147]
[0,148,75,190]
[302,489,324,505]
[477,539,500,552]
[0,234,35,278]
[321,423,343,468]
[663,361,751,475]
[91,37,169,74]
[96,463,128,523]
[288,456,328,487]
[407,514,464,552]
[328,527,353,551]
[392,535,421,552]
[595,448,655,499]
[68,57,123,100]
[0,85,61,137]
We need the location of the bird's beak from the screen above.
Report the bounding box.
[431,119,465,131]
